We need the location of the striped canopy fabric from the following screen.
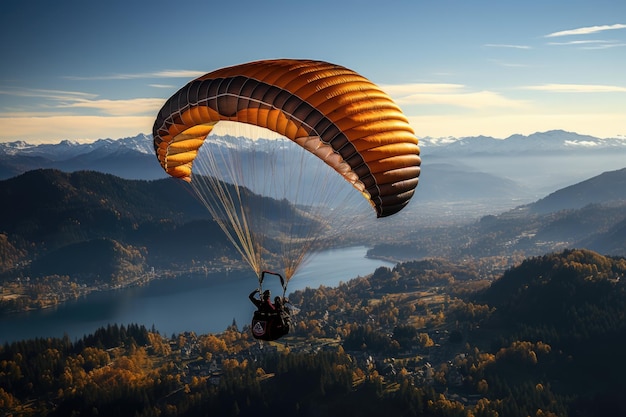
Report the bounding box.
[153,59,420,217]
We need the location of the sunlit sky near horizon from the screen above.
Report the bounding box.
[1,0,625,144]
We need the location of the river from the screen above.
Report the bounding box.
[0,246,394,344]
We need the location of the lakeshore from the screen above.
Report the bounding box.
[0,246,394,343]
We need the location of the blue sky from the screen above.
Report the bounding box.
[1,0,625,144]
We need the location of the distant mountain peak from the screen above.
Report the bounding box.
[5,130,625,159]
[421,130,626,154]
[0,133,154,159]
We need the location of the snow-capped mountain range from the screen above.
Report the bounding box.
[2,130,626,206]
[0,134,154,159]
[419,130,626,154]
[2,130,625,161]
[2,129,626,222]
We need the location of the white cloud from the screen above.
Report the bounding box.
[547,39,626,49]
[152,70,207,78]
[58,98,165,116]
[64,70,206,81]
[547,40,613,46]
[0,115,154,143]
[545,24,626,38]
[0,88,98,101]
[381,83,526,109]
[564,140,598,148]
[524,84,626,93]
[580,42,626,50]
[484,44,531,49]
[0,87,166,116]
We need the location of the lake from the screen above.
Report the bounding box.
[0,246,394,344]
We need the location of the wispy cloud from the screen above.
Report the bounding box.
[381,83,526,109]
[0,115,154,143]
[57,98,165,116]
[0,88,98,101]
[564,140,599,148]
[151,70,206,78]
[0,87,164,116]
[488,59,530,68]
[545,23,626,38]
[580,42,626,50]
[484,44,531,49]
[547,39,626,49]
[524,83,626,93]
[548,39,613,46]
[64,70,206,81]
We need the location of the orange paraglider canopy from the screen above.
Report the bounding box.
[153,59,420,217]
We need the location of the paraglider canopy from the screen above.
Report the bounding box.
[153,59,420,218]
[152,59,420,282]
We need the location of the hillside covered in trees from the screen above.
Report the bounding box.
[0,169,335,273]
[2,167,626,314]
[369,167,626,262]
[370,199,626,263]
[2,249,625,416]
[0,169,345,312]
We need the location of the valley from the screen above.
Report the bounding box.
[1,132,626,416]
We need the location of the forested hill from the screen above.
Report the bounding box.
[1,168,208,230]
[0,169,319,281]
[528,167,626,214]
[477,249,626,345]
[369,167,626,262]
[471,249,626,415]
[2,248,626,416]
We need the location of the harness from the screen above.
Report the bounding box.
[251,270,293,341]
